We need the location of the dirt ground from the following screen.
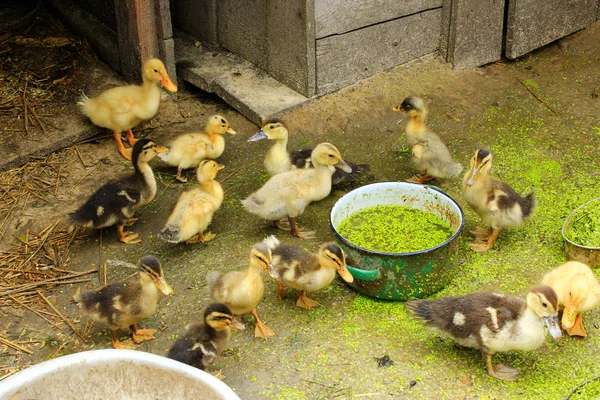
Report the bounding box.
[1,8,600,400]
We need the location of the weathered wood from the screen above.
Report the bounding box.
[438,0,452,59]
[218,0,268,71]
[315,0,442,39]
[77,0,116,31]
[316,8,441,95]
[446,0,505,69]
[171,0,218,46]
[267,0,316,97]
[153,0,176,84]
[506,0,598,59]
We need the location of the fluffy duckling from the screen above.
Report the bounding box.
[79,59,177,160]
[542,261,600,337]
[167,303,244,378]
[242,143,351,239]
[462,149,536,252]
[406,285,561,381]
[158,115,236,182]
[263,235,354,308]
[74,255,173,349]
[393,96,462,183]
[159,160,224,244]
[248,120,370,186]
[208,243,279,339]
[69,139,167,244]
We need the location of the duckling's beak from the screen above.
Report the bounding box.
[154,276,174,296]
[230,319,246,330]
[466,168,478,187]
[544,315,562,340]
[154,145,169,154]
[392,105,402,112]
[335,159,353,173]
[248,130,267,142]
[218,164,225,170]
[160,74,178,93]
[337,264,354,283]
[267,263,279,279]
[226,127,237,135]
[561,300,581,330]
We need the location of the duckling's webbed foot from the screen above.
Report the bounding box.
[130,324,156,343]
[405,173,434,184]
[468,228,501,253]
[117,225,141,244]
[276,280,285,299]
[186,231,216,244]
[210,370,226,381]
[275,218,291,231]
[111,330,137,350]
[123,217,138,227]
[289,217,316,239]
[470,226,492,240]
[126,129,138,146]
[566,313,587,337]
[175,167,188,183]
[485,353,520,381]
[114,131,133,161]
[296,291,320,309]
[251,309,275,340]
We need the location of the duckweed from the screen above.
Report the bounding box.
[337,205,454,253]
[565,199,600,247]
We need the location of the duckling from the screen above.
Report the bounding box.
[73,255,173,349]
[393,96,462,183]
[462,149,536,252]
[79,59,177,160]
[242,143,352,239]
[542,261,600,337]
[248,120,370,186]
[158,115,236,182]
[263,235,354,309]
[208,243,279,339]
[69,139,167,244]
[167,303,244,378]
[406,285,561,381]
[159,160,224,244]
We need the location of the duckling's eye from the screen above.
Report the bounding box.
[269,125,274,129]
[542,302,548,308]
[153,69,158,73]
[328,154,334,158]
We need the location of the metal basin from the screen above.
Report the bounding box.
[330,182,464,300]
[562,197,600,268]
[0,349,240,400]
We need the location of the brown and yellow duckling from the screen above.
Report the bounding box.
[73,255,173,349]
[69,139,167,244]
[542,261,600,337]
[263,235,354,308]
[158,115,236,182]
[242,143,351,239]
[208,243,279,339]
[167,303,244,379]
[407,285,561,381]
[79,59,177,160]
[393,96,462,184]
[159,160,224,244]
[462,149,536,252]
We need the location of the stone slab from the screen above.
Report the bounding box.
[175,33,310,125]
[170,0,218,46]
[506,0,598,59]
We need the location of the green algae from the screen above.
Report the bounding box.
[337,205,454,253]
[564,199,600,247]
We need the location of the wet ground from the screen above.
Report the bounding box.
[1,10,600,400]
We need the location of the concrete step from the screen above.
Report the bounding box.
[174,32,311,126]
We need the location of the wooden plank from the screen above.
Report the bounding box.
[171,0,218,46]
[218,0,268,71]
[316,8,441,95]
[315,0,441,39]
[438,0,452,59]
[154,0,176,85]
[506,0,598,59]
[267,0,316,97]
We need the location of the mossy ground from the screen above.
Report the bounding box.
[2,18,600,400]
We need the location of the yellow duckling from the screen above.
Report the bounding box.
[208,243,279,339]
[242,143,351,239]
[69,139,168,244]
[393,96,462,183]
[74,255,173,349]
[158,115,236,182]
[263,235,354,308]
[407,285,561,381]
[159,160,224,244]
[462,149,536,252]
[542,261,600,337]
[79,59,177,160]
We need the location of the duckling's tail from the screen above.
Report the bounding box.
[405,299,435,323]
[68,208,93,228]
[77,93,92,117]
[446,162,464,178]
[519,193,536,219]
[158,225,181,243]
[206,270,222,290]
[241,195,263,214]
[263,235,281,250]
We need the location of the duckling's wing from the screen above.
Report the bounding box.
[70,181,141,226]
[290,148,313,169]
[273,245,319,274]
[101,92,136,114]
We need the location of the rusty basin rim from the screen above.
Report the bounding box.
[562,197,600,250]
[329,182,465,257]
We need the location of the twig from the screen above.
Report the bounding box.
[73,146,90,168]
[8,295,61,328]
[219,164,247,184]
[0,335,33,354]
[30,107,46,134]
[0,270,96,297]
[14,220,60,270]
[516,78,559,116]
[564,375,600,399]
[22,81,29,135]
[37,291,87,342]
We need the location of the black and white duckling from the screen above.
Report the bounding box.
[158,115,236,182]
[462,149,536,252]
[208,243,279,339]
[242,143,351,239]
[393,96,462,184]
[248,120,370,186]
[69,139,167,244]
[73,255,173,349]
[406,285,561,381]
[167,303,244,378]
[263,235,354,309]
[159,160,224,244]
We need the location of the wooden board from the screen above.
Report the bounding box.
[315,0,442,39]
[506,0,598,59]
[316,8,441,95]
[171,0,218,46]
